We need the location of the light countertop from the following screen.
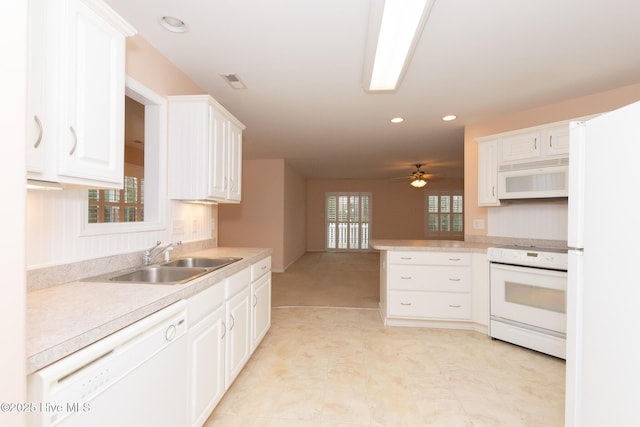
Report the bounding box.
[369,239,494,252]
[26,247,271,374]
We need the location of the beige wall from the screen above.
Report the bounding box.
[2,1,27,424]
[219,159,307,271]
[283,162,308,269]
[464,83,640,237]
[307,178,464,251]
[126,35,203,97]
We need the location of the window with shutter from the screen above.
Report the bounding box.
[425,191,464,239]
[326,192,371,250]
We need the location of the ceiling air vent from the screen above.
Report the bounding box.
[220,73,247,89]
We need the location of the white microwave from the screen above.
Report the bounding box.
[497,159,569,200]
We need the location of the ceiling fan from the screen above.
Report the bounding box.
[393,164,434,188]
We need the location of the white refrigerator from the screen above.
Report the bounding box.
[566,100,640,426]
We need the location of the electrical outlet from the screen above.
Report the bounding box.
[473,219,485,230]
[173,220,185,235]
[192,219,199,234]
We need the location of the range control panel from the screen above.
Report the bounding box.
[487,245,568,271]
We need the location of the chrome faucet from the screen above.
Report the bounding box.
[142,241,182,265]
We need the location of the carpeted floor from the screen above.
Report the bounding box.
[271,251,380,309]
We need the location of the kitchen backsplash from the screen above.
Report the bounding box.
[488,200,568,241]
[27,189,215,269]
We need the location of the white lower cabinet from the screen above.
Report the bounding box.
[380,250,486,332]
[186,259,271,427]
[188,304,226,427]
[224,283,251,389]
[250,256,272,352]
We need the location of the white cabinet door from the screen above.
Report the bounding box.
[207,105,227,200]
[251,273,271,352]
[500,130,541,163]
[225,286,251,389]
[189,305,226,427]
[26,0,48,176]
[27,0,133,188]
[226,122,243,202]
[168,95,245,202]
[477,138,501,206]
[542,124,570,157]
[56,0,125,185]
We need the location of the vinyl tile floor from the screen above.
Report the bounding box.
[204,252,566,427]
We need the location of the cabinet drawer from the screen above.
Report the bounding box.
[225,267,251,299]
[388,265,471,292]
[187,282,225,326]
[388,291,471,320]
[388,251,470,266]
[251,256,271,282]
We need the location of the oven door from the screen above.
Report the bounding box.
[490,263,567,334]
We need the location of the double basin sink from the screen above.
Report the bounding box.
[83,257,243,285]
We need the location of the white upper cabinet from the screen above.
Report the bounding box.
[499,130,542,163]
[541,124,570,157]
[168,95,245,203]
[476,138,501,207]
[498,122,571,166]
[476,119,578,206]
[27,0,135,188]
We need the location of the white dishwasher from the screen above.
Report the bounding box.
[28,300,189,427]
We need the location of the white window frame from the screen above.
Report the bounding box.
[326,192,372,251]
[425,190,464,239]
[80,77,167,236]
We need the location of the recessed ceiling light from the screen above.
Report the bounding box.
[390,117,404,124]
[160,16,188,33]
[442,114,457,121]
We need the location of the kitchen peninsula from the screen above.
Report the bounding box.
[370,239,492,333]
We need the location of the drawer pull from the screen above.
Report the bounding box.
[400,257,412,260]
[449,278,461,282]
[261,265,267,270]
[400,276,412,280]
[449,304,461,308]
[448,258,461,261]
[400,302,412,306]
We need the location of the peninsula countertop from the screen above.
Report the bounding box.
[26,247,271,374]
[369,239,494,252]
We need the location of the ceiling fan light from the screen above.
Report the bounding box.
[411,178,427,188]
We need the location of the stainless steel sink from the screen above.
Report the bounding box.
[109,267,209,284]
[81,257,243,285]
[161,257,242,269]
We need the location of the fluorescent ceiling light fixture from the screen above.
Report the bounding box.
[390,117,404,123]
[442,114,457,121]
[364,0,436,92]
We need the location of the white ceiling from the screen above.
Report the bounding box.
[106,0,640,181]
